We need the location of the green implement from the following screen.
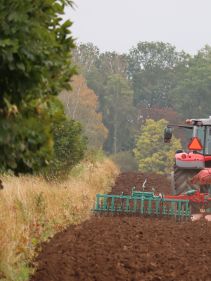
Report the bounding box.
[93,188,191,219]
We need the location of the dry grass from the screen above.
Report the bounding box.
[0,159,119,281]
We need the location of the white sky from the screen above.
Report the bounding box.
[65,0,211,54]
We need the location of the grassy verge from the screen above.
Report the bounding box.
[0,158,119,281]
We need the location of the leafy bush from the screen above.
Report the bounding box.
[45,119,87,179]
[0,115,52,174]
[134,119,182,174]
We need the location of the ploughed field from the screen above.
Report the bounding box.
[31,172,211,281]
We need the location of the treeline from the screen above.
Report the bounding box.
[68,42,211,160]
[1,0,211,176]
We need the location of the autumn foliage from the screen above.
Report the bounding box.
[60,75,108,149]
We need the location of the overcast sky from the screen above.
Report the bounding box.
[65,0,211,54]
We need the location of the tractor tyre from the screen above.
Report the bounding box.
[171,167,199,195]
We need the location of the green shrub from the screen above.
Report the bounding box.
[44,119,87,179]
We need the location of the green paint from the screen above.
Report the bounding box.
[93,192,191,218]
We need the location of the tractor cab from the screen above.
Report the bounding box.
[164,116,211,195]
[164,116,211,155]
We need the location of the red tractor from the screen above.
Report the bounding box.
[164,116,211,195]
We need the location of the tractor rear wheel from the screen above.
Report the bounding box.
[171,167,199,195]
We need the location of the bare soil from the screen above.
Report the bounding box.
[31,172,211,281]
[110,172,171,195]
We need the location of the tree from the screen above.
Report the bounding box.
[139,106,182,123]
[87,51,129,104]
[0,0,75,108]
[73,46,137,153]
[138,105,185,141]
[127,41,189,107]
[73,46,129,109]
[103,74,137,153]
[0,0,84,174]
[171,45,211,118]
[60,75,108,149]
[134,119,182,174]
[72,43,100,76]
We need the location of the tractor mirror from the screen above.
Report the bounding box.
[164,127,173,143]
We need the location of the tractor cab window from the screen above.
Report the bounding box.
[205,127,211,155]
[197,127,204,143]
[195,127,211,155]
[196,127,204,153]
